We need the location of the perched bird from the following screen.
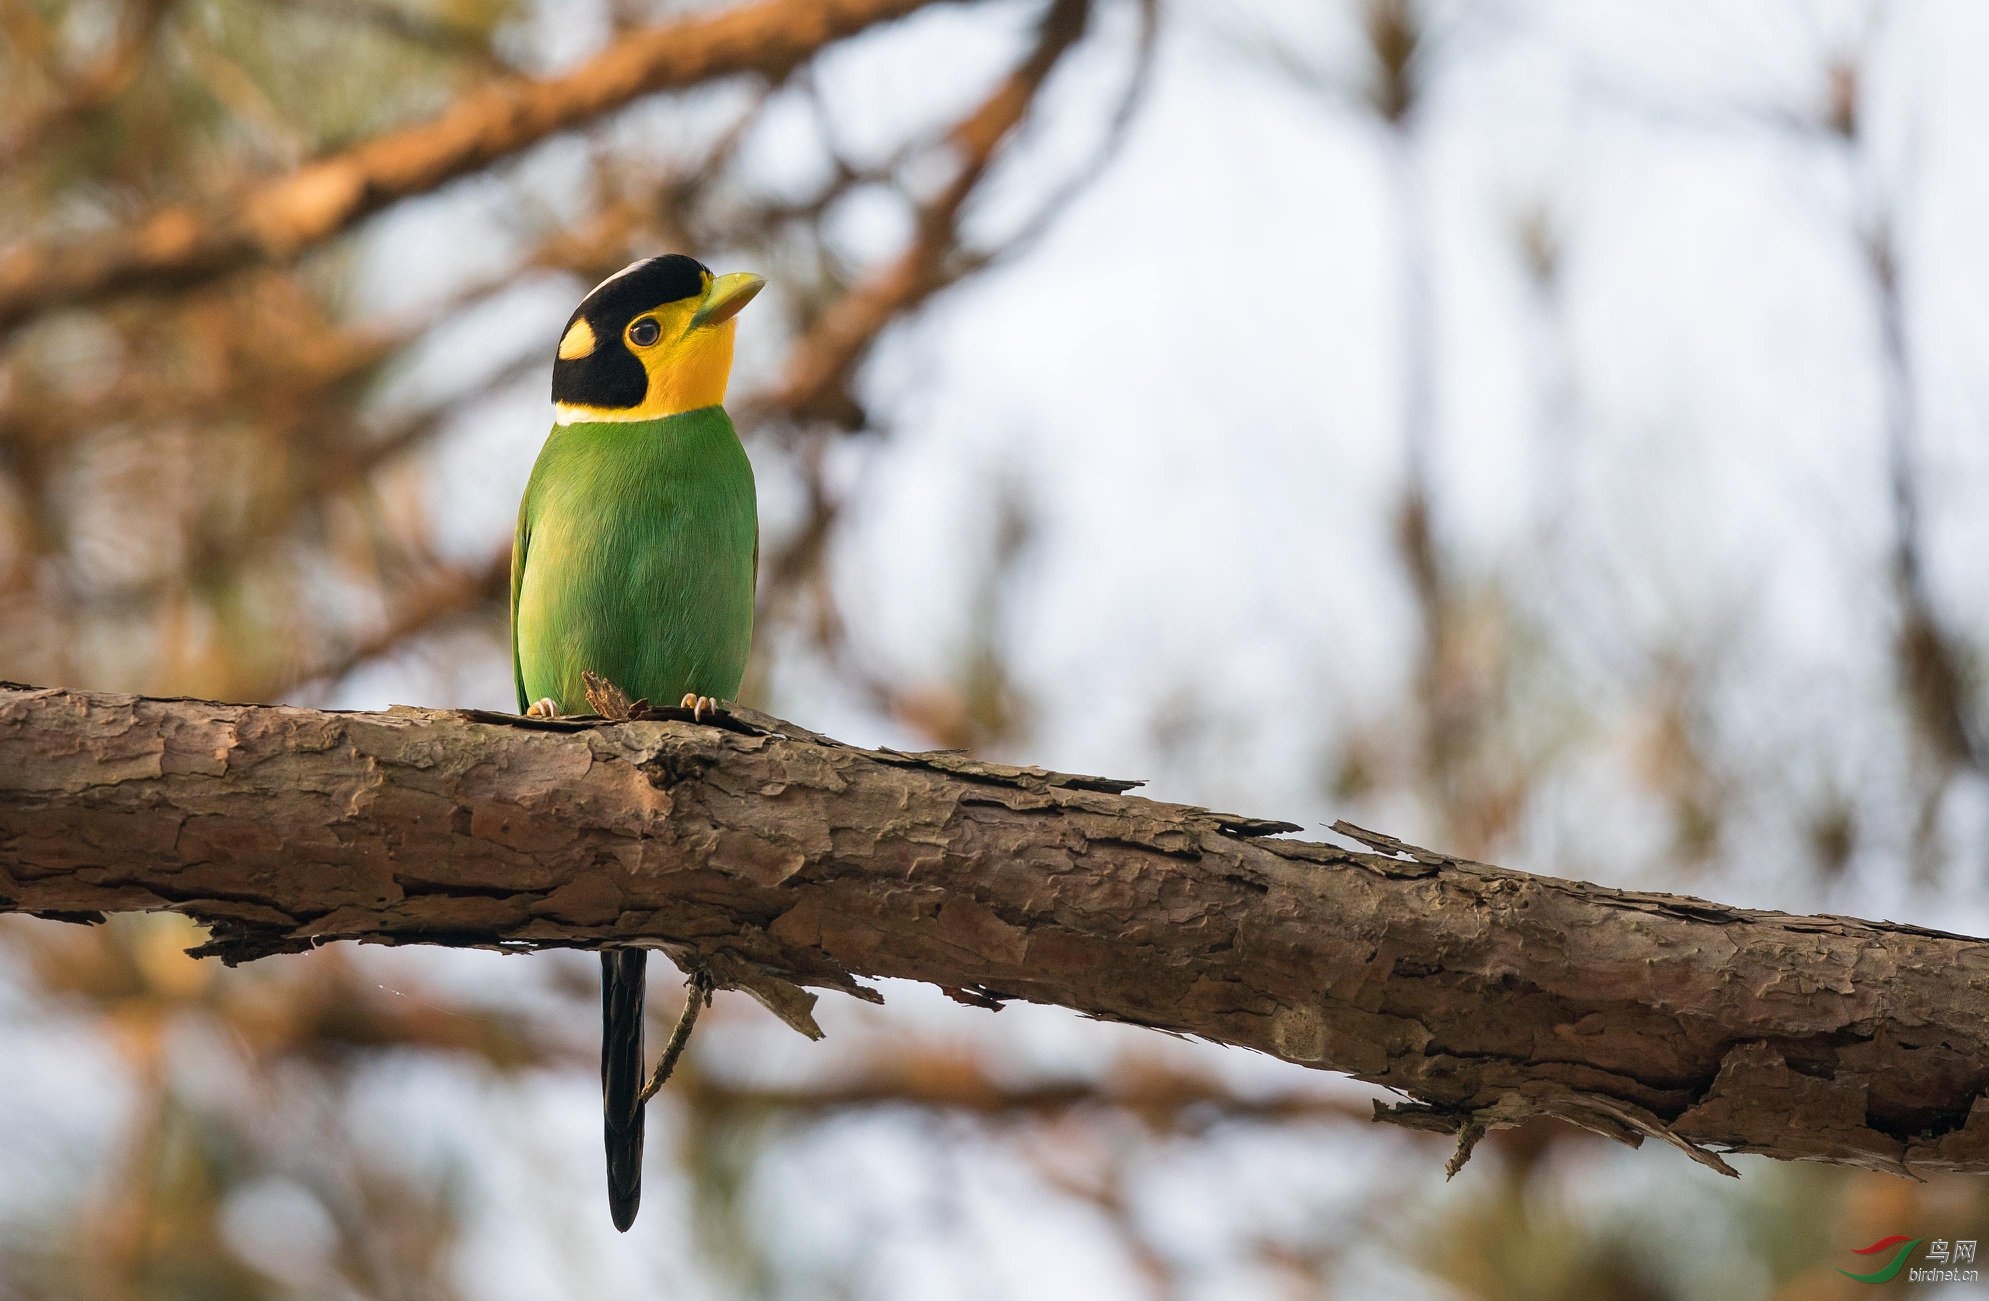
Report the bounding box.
[511,254,763,1231]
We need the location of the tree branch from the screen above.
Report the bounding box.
[3,683,1987,1178]
[0,0,948,337]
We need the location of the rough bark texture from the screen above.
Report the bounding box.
[0,0,945,336]
[4,682,1988,1178]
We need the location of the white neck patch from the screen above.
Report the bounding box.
[552,402,663,426]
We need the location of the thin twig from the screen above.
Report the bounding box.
[638,964,713,1105]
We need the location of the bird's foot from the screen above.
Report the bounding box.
[525,698,560,719]
[680,693,719,723]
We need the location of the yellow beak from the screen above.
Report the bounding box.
[690,271,766,329]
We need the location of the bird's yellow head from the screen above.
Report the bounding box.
[550,254,765,425]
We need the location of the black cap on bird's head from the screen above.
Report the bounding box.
[551,254,765,423]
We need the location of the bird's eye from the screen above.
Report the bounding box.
[627,317,662,347]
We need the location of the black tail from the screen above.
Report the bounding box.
[602,948,647,1232]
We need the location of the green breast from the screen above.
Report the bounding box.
[512,406,757,714]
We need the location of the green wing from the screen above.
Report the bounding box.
[510,476,533,714]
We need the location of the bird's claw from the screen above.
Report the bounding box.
[525,698,560,719]
[680,693,718,723]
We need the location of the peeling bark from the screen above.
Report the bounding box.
[3,682,1988,1177]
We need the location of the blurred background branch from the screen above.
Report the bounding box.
[0,0,946,333]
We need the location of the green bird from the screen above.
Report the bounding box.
[511,254,764,1232]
